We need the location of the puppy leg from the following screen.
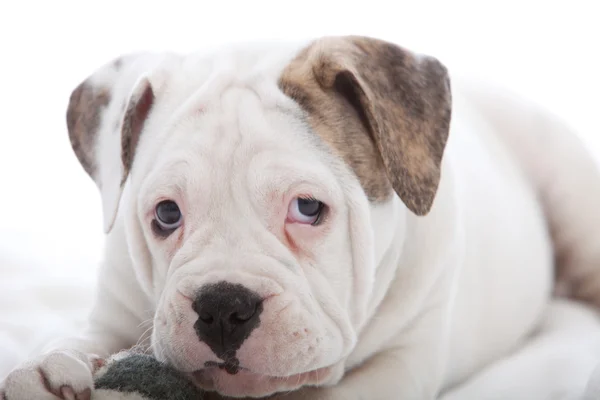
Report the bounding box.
[439,299,600,400]
[1,241,150,399]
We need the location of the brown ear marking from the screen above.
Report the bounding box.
[279,36,452,215]
[67,74,155,191]
[66,82,111,179]
[120,81,155,186]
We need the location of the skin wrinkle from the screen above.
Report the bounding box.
[229,90,273,238]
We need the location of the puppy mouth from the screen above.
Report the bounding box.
[203,359,242,375]
[198,359,297,378]
[190,364,334,397]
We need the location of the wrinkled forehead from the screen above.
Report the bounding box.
[135,76,347,207]
[165,84,320,165]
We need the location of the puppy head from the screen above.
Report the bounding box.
[66,37,451,397]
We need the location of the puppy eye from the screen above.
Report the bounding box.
[153,200,183,236]
[287,197,325,225]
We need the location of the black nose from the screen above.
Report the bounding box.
[192,282,263,358]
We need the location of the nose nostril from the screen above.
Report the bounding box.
[199,312,214,324]
[230,307,256,324]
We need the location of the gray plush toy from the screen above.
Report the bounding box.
[92,352,207,400]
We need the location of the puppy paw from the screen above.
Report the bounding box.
[0,350,101,400]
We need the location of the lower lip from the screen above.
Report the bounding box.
[190,365,336,398]
[192,364,332,384]
[203,360,242,375]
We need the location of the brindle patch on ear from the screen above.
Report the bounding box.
[279,36,452,215]
[120,81,155,185]
[66,83,111,179]
[279,54,392,203]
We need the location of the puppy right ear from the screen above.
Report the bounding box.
[66,54,167,233]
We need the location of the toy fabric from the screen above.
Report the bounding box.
[93,352,206,400]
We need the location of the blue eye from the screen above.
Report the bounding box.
[297,198,322,217]
[288,197,325,225]
[154,200,182,234]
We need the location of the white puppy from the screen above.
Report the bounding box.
[2,36,600,400]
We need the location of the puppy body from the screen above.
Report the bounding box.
[343,81,553,394]
[2,38,598,400]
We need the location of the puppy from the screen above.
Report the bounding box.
[2,36,600,400]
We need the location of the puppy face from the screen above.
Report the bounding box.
[66,37,451,397]
[132,88,365,396]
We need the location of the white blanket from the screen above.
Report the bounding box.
[0,232,100,378]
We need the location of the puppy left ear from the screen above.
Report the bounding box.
[318,37,452,215]
[66,55,165,233]
[281,36,452,215]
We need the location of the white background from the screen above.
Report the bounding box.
[0,0,598,376]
